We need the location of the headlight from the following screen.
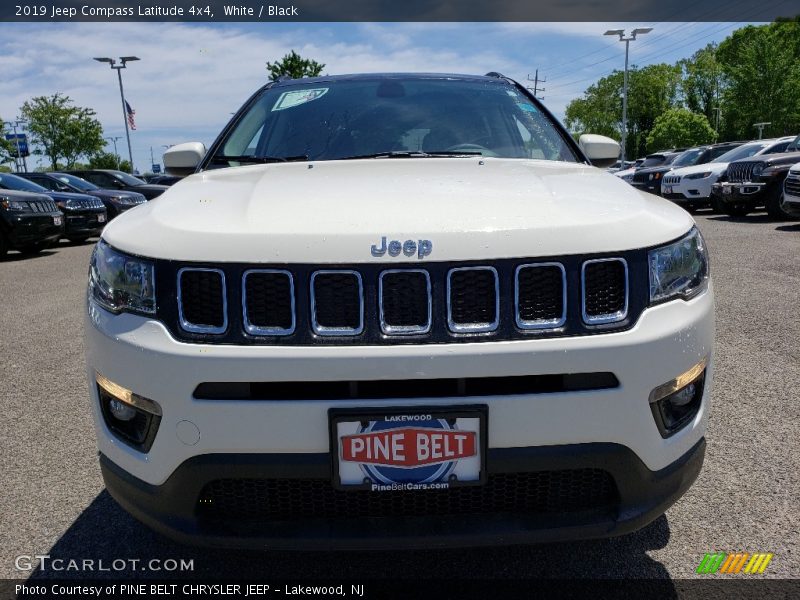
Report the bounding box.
[685,172,712,180]
[648,227,709,303]
[752,163,764,176]
[0,199,30,211]
[89,240,156,314]
[55,199,81,211]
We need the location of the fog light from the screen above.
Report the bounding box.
[109,398,137,422]
[650,358,707,438]
[95,372,162,452]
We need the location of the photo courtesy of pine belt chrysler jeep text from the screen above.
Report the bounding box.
[85,73,713,549]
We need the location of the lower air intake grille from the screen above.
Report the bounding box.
[447,267,499,332]
[785,176,800,197]
[516,264,566,328]
[311,271,363,335]
[196,470,618,522]
[243,270,294,335]
[178,268,227,334]
[582,259,628,324]
[379,270,431,334]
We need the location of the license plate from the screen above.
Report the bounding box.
[98,214,106,223]
[53,216,62,226]
[663,186,672,194]
[723,186,732,195]
[330,407,487,491]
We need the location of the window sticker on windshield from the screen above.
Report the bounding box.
[272,88,329,111]
[517,103,538,113]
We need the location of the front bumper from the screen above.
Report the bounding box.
[5,212,64,247]
[100,438,706,549]
[712,181,776,204]
[63,209,107,237]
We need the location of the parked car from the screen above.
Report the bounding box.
[712,134,800,219]
[629,152,686,194]
[661,137,795,213]
[0,173,106,243]
[142,174,182,186]
[606,160,636,173]
[782,163,800,218]
[613,158,645,182]
[630,144,739,198]
[18,172,147,220]
[66,169,168,200]
[0,189,63,257]
[86,72,713,548]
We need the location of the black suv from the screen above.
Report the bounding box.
[0,189,63,257]
[19,172,147,220]
[712,134,800,219]
[0,173,107,243]
[633,143,741,196]
[66,170,168,200]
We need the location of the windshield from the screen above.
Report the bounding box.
[210,77,578,167]
[52,173,99,191]
[713,143,767,163]
[0,173,48,192]
[671,149,705,167]
[111,171,147,186]
[641,155,666,168]
[788,135,800,152]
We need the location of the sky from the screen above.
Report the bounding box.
[0,21,760,173]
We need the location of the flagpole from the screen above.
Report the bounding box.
[94,56,139,174]
[116,67,135,174]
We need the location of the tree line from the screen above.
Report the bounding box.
[565,19,800,156]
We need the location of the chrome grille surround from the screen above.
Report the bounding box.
[177,267,228,335]
[242,269,296,336]
[514,262,567,330]
[378,269,432,335]
[310,270,364,336]
[446,266,500,333]
[581,258,629,325]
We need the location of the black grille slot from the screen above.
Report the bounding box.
[448,268,498,332]
[583,259,627,323]
[311,271,363,334]
[243,270,294,334]
[196,470,618,523]
[516,264,565,328]
[380,270,430,333]
[178,269,227,333]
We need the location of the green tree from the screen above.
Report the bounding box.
[716,21,800,139]
[565,63,682,159]
[679,44,725,130]
[645,108,716,152]
[19,93,105,169]
[266,50,325,81]
[88,151,131,172]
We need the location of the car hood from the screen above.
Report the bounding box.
[614,167,636,178]
[103,158,694,263]
[749,151,800,166]
[44,191,99,202]
[89,189,145,200]
[0,189,53,203]
[669,163,729,177]
[133,183,169,193]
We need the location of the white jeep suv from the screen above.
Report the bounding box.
[85,73,713,548]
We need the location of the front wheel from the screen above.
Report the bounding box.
[711,195,726,214]
[18,240,53,255]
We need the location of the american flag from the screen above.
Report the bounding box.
[125,100,136,130]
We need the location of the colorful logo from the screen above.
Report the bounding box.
[696,552,774,574]
[342,417,477,485]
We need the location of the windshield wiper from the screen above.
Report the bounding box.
[210,154,309,164]
[338,150,482,160]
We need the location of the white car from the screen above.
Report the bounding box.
[85,73,713,548]
[782,162,800,217]
[661,137,796,212]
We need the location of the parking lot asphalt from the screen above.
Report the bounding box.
[1,212,798,582]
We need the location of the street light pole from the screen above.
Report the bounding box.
[604,28,652,162]
[94,56,140,173]
[105,136,122,169]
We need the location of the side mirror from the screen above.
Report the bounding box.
[164,142,206,176]
[579,134,621,169]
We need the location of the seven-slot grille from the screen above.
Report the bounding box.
[27,199,58,213]
[174,257,632,340]
[727,161,761,183]
[662,174,681,185]
[784,173,800,197]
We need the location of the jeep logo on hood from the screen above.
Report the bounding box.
[371,236,432,259]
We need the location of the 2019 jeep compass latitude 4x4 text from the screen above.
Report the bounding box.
[85,73,713,548]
